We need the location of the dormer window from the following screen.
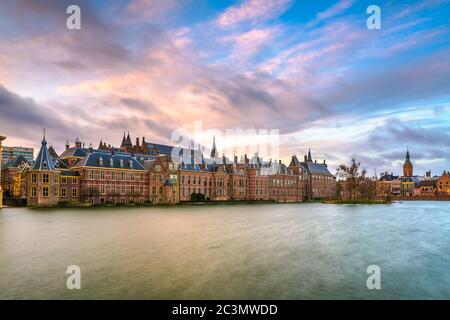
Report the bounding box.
[99,157,103,166]
[129,160,133,169]
[110,158,114,167]
[120,159,124,168]
[43,161,47,169]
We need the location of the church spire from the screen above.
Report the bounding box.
[210,135,218,158]
[307,149,312,162]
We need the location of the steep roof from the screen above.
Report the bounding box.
[32,135,56,171]
[72,151,145,171]
[48,145,59,159]
[302,162,333,176]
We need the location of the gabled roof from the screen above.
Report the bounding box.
[32,135,56,171]
[289,155,301,167]
[72,151,145,171]
[48,145,59,159]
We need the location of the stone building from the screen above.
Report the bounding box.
[145,155,179,204]
[1,155,30,198]
[27,134,61,207]
[71,149,148,205]
[297,150,335,200]
[13,132,338,206]
[437,172,450,196]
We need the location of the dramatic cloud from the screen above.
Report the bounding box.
[0,0,449,174]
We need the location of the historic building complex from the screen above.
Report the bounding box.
[376,149,450,199]
[1,131,336,207]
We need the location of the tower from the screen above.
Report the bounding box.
[27,130,60,206]
[210,135,218,159]
[403,148,413,177]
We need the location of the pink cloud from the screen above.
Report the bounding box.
[217,0,291,27]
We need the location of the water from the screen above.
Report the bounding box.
[0,202,449,299]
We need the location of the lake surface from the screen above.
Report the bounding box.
[0,202,449,299]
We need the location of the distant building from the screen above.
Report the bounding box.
[438,172,450,196]
[2,146,34,164]
[377,149,449,199]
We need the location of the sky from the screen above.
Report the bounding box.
[0,0,449,176]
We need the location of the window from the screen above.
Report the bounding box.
[31,174,37,183]
[42,174,49,183]
[100,184,105,194]
[100,171,105,180]
[61,178,67,184]
[121,172,125,181]
[31,187,37,197]
[120,159,124,168]
[111,172,116,181]
[88,170,94,180]
[129,161,133,169]
[61,188,67,197]
[110,158,114,167]
[72,178,77,184]
[99,157,104,166]
[42,187,49,197]
[72,188,77,198]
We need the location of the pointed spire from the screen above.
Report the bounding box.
[120,131,126,148]
[33,130,55,170]
[210,135,218,158]
[307,149,312,162]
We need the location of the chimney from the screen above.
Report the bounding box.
[304,155,307,162]
[88,143,93,153]
[65,140,70,150]
[234,155,238,164]
[244,154,249,164]
[136,137,140,147]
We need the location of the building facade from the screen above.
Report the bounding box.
[9,132,337,206]
[1,146,34,164]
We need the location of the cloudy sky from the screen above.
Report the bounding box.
[1,0,449,176]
